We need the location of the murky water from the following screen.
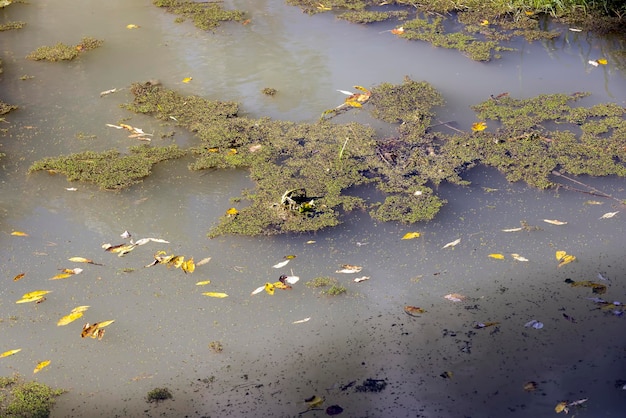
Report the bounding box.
[1,1,626,417]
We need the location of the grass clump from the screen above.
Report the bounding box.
[28,144,186,190]
[146,387,172,403]
[337,10,408,24]
[26,37,103,61]
[0,374,65,418]
[153,0,246,30]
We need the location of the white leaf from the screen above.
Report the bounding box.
[65,187,78,191]
[588,60,599,67]
[543,219,567,225]
[292,317,311,324]
[353,276,370,283]
[284,275,300,284]
[120,230,131,239]
[251,285,265,295]
[599,211,619,219]
[106,123,124,129]
[272,260,290,269]
[441,238,461,249]
[133,237,170,246]
[511,253,529,262]
[337,89,354,96]
[501,227,523,232]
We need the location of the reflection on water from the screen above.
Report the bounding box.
[1,1,626,417]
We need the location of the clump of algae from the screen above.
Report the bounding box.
[26,37,103,61]
[153,0,246,30]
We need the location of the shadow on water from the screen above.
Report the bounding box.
[0,1,625,417]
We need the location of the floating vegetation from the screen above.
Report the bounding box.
[28,144,185,190]
[32,74,626,235]
[355,378,387,393]
[0,374,65,417]
[153,0,246,31]
[146,387,173,403]
[26,37,103,61]
[0,21,25,31]
[261,87,277,96]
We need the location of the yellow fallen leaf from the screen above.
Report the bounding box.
[401,232,421,240]
[203,292,228,298]
[555,401,568,413]
[182,77,193,83]
[49,273,73,280]
[305,395,324,409]
[480,19,489,26]
[181,258,195,274]
[316,3,332,10]
[558,254,576,268]
[57,311,84,326]
[265,282,275,295]
[488,253,505,260]
[196,280,211,286]
[471,121,487,132]
[596,58,608,65]
[168,255,185,269]
[33,360,51,373]
[68,256,101,265]
[20,290,51,300]
[11,231,28,236]
[391,27,404,35]
[555,250,567,261]
[96,320,115,328]
[126,24,140,29]
[0,349,21,358]
[226,207,239,217]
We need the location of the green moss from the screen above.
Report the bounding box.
[370,193,445,223]
[153,0,246,30]
[0,374,65,418]
[0,21,25,31]
[26,37,103,61]
[146,387,172,403]
[28,144,186,190]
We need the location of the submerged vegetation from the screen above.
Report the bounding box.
[0,374,64,418]
[26,37,103,61]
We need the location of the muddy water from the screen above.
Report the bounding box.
[1,1,626,417]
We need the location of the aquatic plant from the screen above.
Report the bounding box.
[0,21,25,31]
[28,144,186,190]
[0,374,65,418]
[146,387,173,403]
[153,0,246,31]
[26,37,103,61]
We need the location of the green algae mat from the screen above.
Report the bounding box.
[28,78,626,237]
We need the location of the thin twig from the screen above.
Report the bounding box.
[552,170,624,205]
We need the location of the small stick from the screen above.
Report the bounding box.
[552,170,624,205]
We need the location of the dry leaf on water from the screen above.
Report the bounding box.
[511,253,529,262]
[543,219,567,225]
[11,231,28,237]
[272,260,290,269]
[488,253,505,260]
[57,311,84,326]
[33,360,51,373]
[556,250,576,267]
[69,256,102,265]
[16,290,51,304]
[471,122,487,132]
[336,264,362,273]
[502,227,523,232]
[441,238,461,249]
[353,276,370,283]
[13,273,25,281]
[599,211,619,219]
[293,317,311,324]
[401,232,421,240]
[404,306,425,316]
[196,280,211,286]
[0,349,21,358]
[444,293,466,302]
[203,292,228,298]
